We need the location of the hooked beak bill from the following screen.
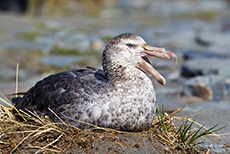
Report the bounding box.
[142,44,178,64]
[139,44,178,85]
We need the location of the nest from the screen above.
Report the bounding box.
[0,95,222,154]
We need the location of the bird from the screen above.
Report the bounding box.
[13,33,177,131]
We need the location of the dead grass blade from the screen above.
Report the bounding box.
[30,146,63,153]
[169,106,185,116]
[9,121,65,154]
[0,140,11,144]
[48,107,67,125]
[10,129,37,154]
[35,134,64,154]
[0,96,27,122]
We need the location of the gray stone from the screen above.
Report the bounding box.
[199,142,226,153]
[194,0,227,12]
[0,40,39,51]
[34,35,57,53]
[40,55,83,67]
[35,30,103,52]
[143,25,197,48]
[117,0,147,9]
[147,0,226,17]
[44,21,65,29]
[0,68,28,80]
[58,33,91,51]
[183,50,226,60]
[147,1,192,17]
[181,65,218,78]
[182,75,230,101]
[181,58,230,77]
[199,31,230,48]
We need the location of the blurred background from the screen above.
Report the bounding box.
[0,0,230,102]
[0,0,230,149]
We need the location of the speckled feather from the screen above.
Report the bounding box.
[14,33,157,131]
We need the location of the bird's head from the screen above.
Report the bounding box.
[102,33,178,85]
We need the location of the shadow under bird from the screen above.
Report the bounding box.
[13,33,178,131]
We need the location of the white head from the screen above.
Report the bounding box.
[102,33,177,85]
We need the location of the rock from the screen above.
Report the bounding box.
[147,0,226,17]
[40,55,83,67]
[0,68,28,81]
[35,31,93,53]
[165,70,181,81]
[199,142,226,153]
[35,29,104,53]
[198,31,230,48]
[143,25,197,48]
[151,58,178,70]
[181,65,218,78]
[194,1,227,12]
[34,35,57,53]
[182,75,230,101]
[181,58,230,78]
[221,17,230,33]
[194,35,213,47]
[117,0,147,9]
[196,30,230,56]
[91,38,105,51]
[0,40,39,51]
[183,50,226,60]
[60,33,91,51]
[179,96,203,104]
[147,1,192,17]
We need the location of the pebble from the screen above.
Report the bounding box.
[182,75,230,101]
[179,96,203,104]
[183,50,226,60]
[0,68,28,81]
[199,142,226,153]
[181,58,230,78]
[40,55,83,67]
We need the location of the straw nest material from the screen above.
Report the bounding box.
[0,95,222,154]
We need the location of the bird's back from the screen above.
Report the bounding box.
[13,67,107,118]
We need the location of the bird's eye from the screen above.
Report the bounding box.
[126,44,135,48]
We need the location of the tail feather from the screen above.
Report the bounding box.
[11,97,23,106]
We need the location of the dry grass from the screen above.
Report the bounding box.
[0,94,224,154]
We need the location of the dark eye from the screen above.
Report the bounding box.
[126,44,135,48]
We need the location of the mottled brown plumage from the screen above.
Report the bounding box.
[14,33,177,131]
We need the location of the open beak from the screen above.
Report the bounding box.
[139,44,178,85]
